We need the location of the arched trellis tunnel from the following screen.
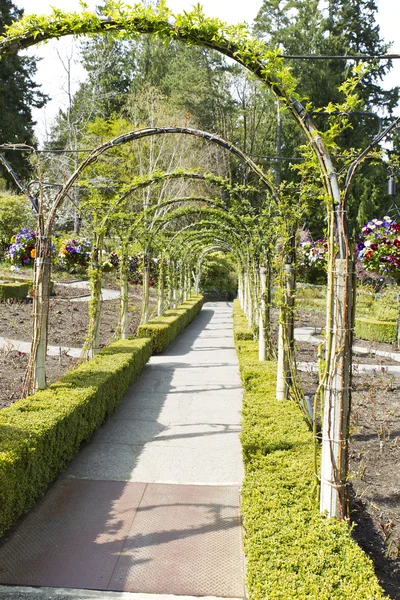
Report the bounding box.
[0,2,386,518]
[3,125,276,396]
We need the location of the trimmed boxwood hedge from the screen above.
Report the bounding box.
[0,276,55,301]
[0,281,30,301]
[0,336,152,537]
[137,295,204,353]
[0,295,204,538]
[232,305,253,343]
[355,317,397,344]
[233,301,384,599]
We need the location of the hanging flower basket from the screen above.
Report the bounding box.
[297,238,328,284]
[358,217,400,281]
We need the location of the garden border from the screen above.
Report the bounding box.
[0,295,203,538]
[137,295,204,353]
[355,317,397,344]
[233,301,384,598]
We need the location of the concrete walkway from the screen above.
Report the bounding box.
[295,326,400,364]
[0,336,82,358]
[0,303,245,600]
[57,281,120,302]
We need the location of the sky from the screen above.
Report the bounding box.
[12,0,400,143]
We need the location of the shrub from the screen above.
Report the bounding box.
[200,252,237,295]
[0,280,30,301]
[137,295,204,353]
[233,300,384,599]
[355,317,397,344]
[0,336,152,538]
[0,194,34,253]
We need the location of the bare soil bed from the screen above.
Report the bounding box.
[296,310,400,599]
[0,351,79,410]
[0,284,157,409]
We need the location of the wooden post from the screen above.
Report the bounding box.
[84,237,103,359]
[276,262,295,400]
[33,246,51,391]
[157,259,165,316]
[259,264,267,361]
[141,261,150,324]
[320,258,354,519]
[119,244,129,338]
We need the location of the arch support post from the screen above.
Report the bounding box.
[141,262,150,324]
[119,244,129,339]
[157,259,165,316]
[83,233,104,359]
[276,261,295,400]
[258,265,267,361]
[31,241,51,392]
[320,258,355,519]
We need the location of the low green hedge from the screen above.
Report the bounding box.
[0,336,152,537]
[355,317,397,344]
[233,300,384,599]
[0,281,30,301]
[0,276,55,301]
[0,295,205,538]
[137,295,204,353]
[232,305,253,342]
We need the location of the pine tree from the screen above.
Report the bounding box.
[253,0,399,233]
[0,0,46,184]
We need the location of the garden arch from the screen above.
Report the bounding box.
[0,3,357,518]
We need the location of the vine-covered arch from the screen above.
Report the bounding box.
[0,3,356,519]
[0,3,340,215]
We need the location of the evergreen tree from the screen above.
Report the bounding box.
[0,0,46,184]
[253,0,399,233]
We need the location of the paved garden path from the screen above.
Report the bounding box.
[57,280,120,302]
[0,303,245,600]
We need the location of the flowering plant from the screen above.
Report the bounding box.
[108,251,161,286]
[297,237,328,283]
[7,228,36,266]
[58,237,91,270]
[129,253,160,286]
[358,216,400,280]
